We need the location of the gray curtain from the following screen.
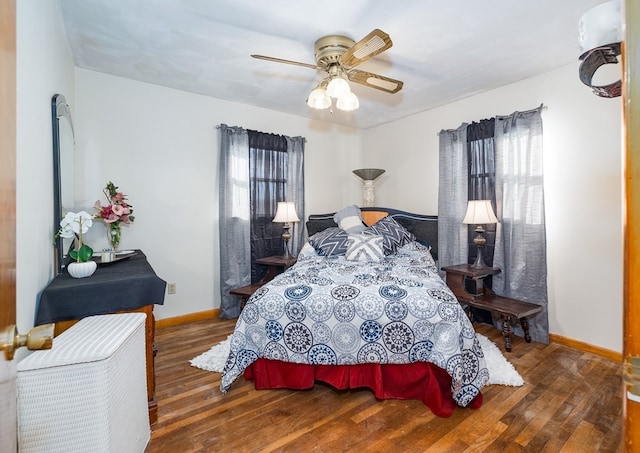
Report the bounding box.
[218,124,250,319]
[437,123,469,269]
[493,106,548,344]
[286,136,305,253]
[218,126,305,319]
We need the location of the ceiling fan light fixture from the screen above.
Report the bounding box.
[336,91,359,111]
[327,76,351,98]
[307,86,331,109]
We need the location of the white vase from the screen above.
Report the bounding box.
[67,261,97,278]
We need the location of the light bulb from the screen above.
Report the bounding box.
[326,77,351,98]
[336,91,359,111]
[307,87,331,109]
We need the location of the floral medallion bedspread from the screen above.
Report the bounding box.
[220,242,489,406]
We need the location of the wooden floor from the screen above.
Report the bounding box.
[145,318,623,453]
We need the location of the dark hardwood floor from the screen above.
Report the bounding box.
[146,318,623,452]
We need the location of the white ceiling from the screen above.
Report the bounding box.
[57,0,609,129]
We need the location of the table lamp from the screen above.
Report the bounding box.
[353,168,385,207]
[462,200,498,269]
[272,202,300,259]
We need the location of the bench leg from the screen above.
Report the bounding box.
[501,314,512,352]
[520,317,532,343]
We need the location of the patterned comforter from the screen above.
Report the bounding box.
[220,241,489,406]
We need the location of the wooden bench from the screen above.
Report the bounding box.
[441,264,543,352]
[230,255,298,311]
[230,282,264,310]
[459,293,543,352]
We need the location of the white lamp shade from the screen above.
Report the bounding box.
[462,200,498,225]
[307,87,331,109]
[336,91,359,111]
[326,77,351,98]
[273,202,300,223]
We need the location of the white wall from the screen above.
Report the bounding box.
[74,69,362,321]
[16,3,622,355]
[15,2,75,344]
[363,64,623,353]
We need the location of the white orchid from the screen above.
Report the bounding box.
[58,211,94,238]
[55,211,94,262]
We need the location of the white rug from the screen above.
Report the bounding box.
[190,333,524,387]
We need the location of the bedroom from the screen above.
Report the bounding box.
[2,0,635,450]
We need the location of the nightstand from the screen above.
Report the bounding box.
[441,264,501,301]
[442,263,542,352]
[230,255,297,310]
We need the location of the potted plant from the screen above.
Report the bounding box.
[55,211,96,278]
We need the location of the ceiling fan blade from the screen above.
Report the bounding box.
[347,69,403,94]
[339,29,393,69]
[251,54,320,70]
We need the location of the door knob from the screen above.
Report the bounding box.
[0,324,54,360]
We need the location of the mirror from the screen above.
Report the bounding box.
[52,94,76,275]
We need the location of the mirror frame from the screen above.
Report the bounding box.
[52,93,75,275]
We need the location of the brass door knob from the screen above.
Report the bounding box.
[0,324,54,360]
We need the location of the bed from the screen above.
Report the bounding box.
[220,207,488,417]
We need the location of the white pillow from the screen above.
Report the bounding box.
[333,205,366,233]
[345,234,385,262]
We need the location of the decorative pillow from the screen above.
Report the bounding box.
[361,211,389,226]
[309,227,349,256]
[333,205,366,233]
[345,234,385,262]
[363,215,416,255]
[298,242,319,258]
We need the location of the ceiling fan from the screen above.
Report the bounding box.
[251,29,403,111]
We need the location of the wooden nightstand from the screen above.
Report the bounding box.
[230,255,297,309]
[442,263,542,352]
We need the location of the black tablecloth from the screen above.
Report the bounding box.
[36,250,166,325]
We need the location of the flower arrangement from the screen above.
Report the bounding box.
[94,181,135,250]
[54,211,94,262]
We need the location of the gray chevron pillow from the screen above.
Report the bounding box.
[309,227,349,256]
[345,234,384,262]
[363,215,416,255]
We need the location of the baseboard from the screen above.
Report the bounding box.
[155,309,219,328]
[549,333,622,363]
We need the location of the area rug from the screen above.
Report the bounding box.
[190,333,524,387]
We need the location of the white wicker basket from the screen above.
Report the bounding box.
[16,313,150,453]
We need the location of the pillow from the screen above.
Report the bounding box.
[345,234,385,262]
[298,242,319,258]
[361,211,389,226]
[309,227,349,256]
[363,215,416,255]
[333,205,366,233]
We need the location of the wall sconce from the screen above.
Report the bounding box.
[578,0,622,98]
[462,200,498,269]
[272,202,300,259]
[353,169,385,207]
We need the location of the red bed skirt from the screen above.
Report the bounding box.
[243,359,482,418]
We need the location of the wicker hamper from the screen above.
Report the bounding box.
[16,313,150,453]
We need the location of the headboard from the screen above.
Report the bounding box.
[306,207,438,260]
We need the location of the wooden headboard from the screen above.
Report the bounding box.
[306,207,438,260]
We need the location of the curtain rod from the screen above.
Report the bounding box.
[437,104,548,136]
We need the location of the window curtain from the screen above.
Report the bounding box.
[438,123,469,269]
[467,119,497,266]
[218,124,250,319]
[493,106,548,344]
[248,131,288,283]
[218,125,305,319]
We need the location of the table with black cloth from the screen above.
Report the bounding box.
[36,249,166,425]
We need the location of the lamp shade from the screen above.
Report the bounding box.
[353,168,385,181]
[462,200,498,225]
[327,77,351,98]
[272,202,300,223]
[336,91,359,111]
[307,87,331,109]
